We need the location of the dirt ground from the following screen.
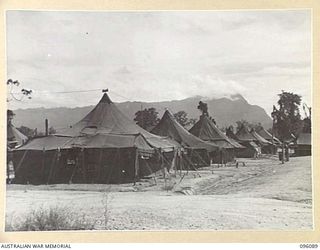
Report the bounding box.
[6,155,313,230]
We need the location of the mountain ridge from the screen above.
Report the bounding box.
[11,94,272,133]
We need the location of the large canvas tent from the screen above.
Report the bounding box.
[13,93,180,184]
[151,110,219,168]
[294,133,311,156]
[189,115,241,163]
[7,123,28,148]
[256,127,281,144]
[235,125,261,158]
[250,129,273,154]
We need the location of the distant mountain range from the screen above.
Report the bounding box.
[12,94,272,133]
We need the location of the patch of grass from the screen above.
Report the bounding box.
[101,187,114,229]
[6,205,97,231]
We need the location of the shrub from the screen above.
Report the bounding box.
[6,205,97,231]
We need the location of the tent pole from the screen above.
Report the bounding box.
[41,148,46,182]
[162,153,175,171]
[47,151,56,184]
[81,148,86,182]
[116,148,121,183]
[184,153,200,176]
[69,149,78,184]
[188,149,197,172]
[118,149,122,185]
[46,150,57,184]
[183,154,189,175]
[145,159,157,185]
[55,148,61,182]
[180,151,182,176]
[14,150,28,173]
[190,149,194,168]
[134,147,139,185]
[193,149,208,167]
[173,148,177,177]
[97,148,103,183]
[161,152,167,187]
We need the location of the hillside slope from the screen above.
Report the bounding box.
[12,94,272,132]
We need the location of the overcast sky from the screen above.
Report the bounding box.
[6,10,311,115]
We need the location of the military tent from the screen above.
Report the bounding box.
[13,93,180,184]
[256,127,281,144]
[226,127,258,158]
[250,129,274,154]
[235,125,261,158]
[294,133,311,156]
[189,115,241,163]
[151,110,219,168]
[7,123,28,148]
[236,125,256,142]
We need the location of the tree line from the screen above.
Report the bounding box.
[133,90,311,142]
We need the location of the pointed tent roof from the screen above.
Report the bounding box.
[226,137,245,149]
[226,128,239,141]
[59,93,180,149]
[59,93,149,136]
[235,125,257,142]
[151,110,218,152]
[7,123,28,147]
[256,127,281,144]
[225,127,258,149]
[250,129,272,146]
[189,115,238,149]
[17,93,179,152]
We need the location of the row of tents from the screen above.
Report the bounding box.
[8,93,293,185]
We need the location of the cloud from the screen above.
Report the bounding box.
[6,10,311,115]
[183,75,247,99]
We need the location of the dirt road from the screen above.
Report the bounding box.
[6,156,313,230]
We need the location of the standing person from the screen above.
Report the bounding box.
[285,143,289,161]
